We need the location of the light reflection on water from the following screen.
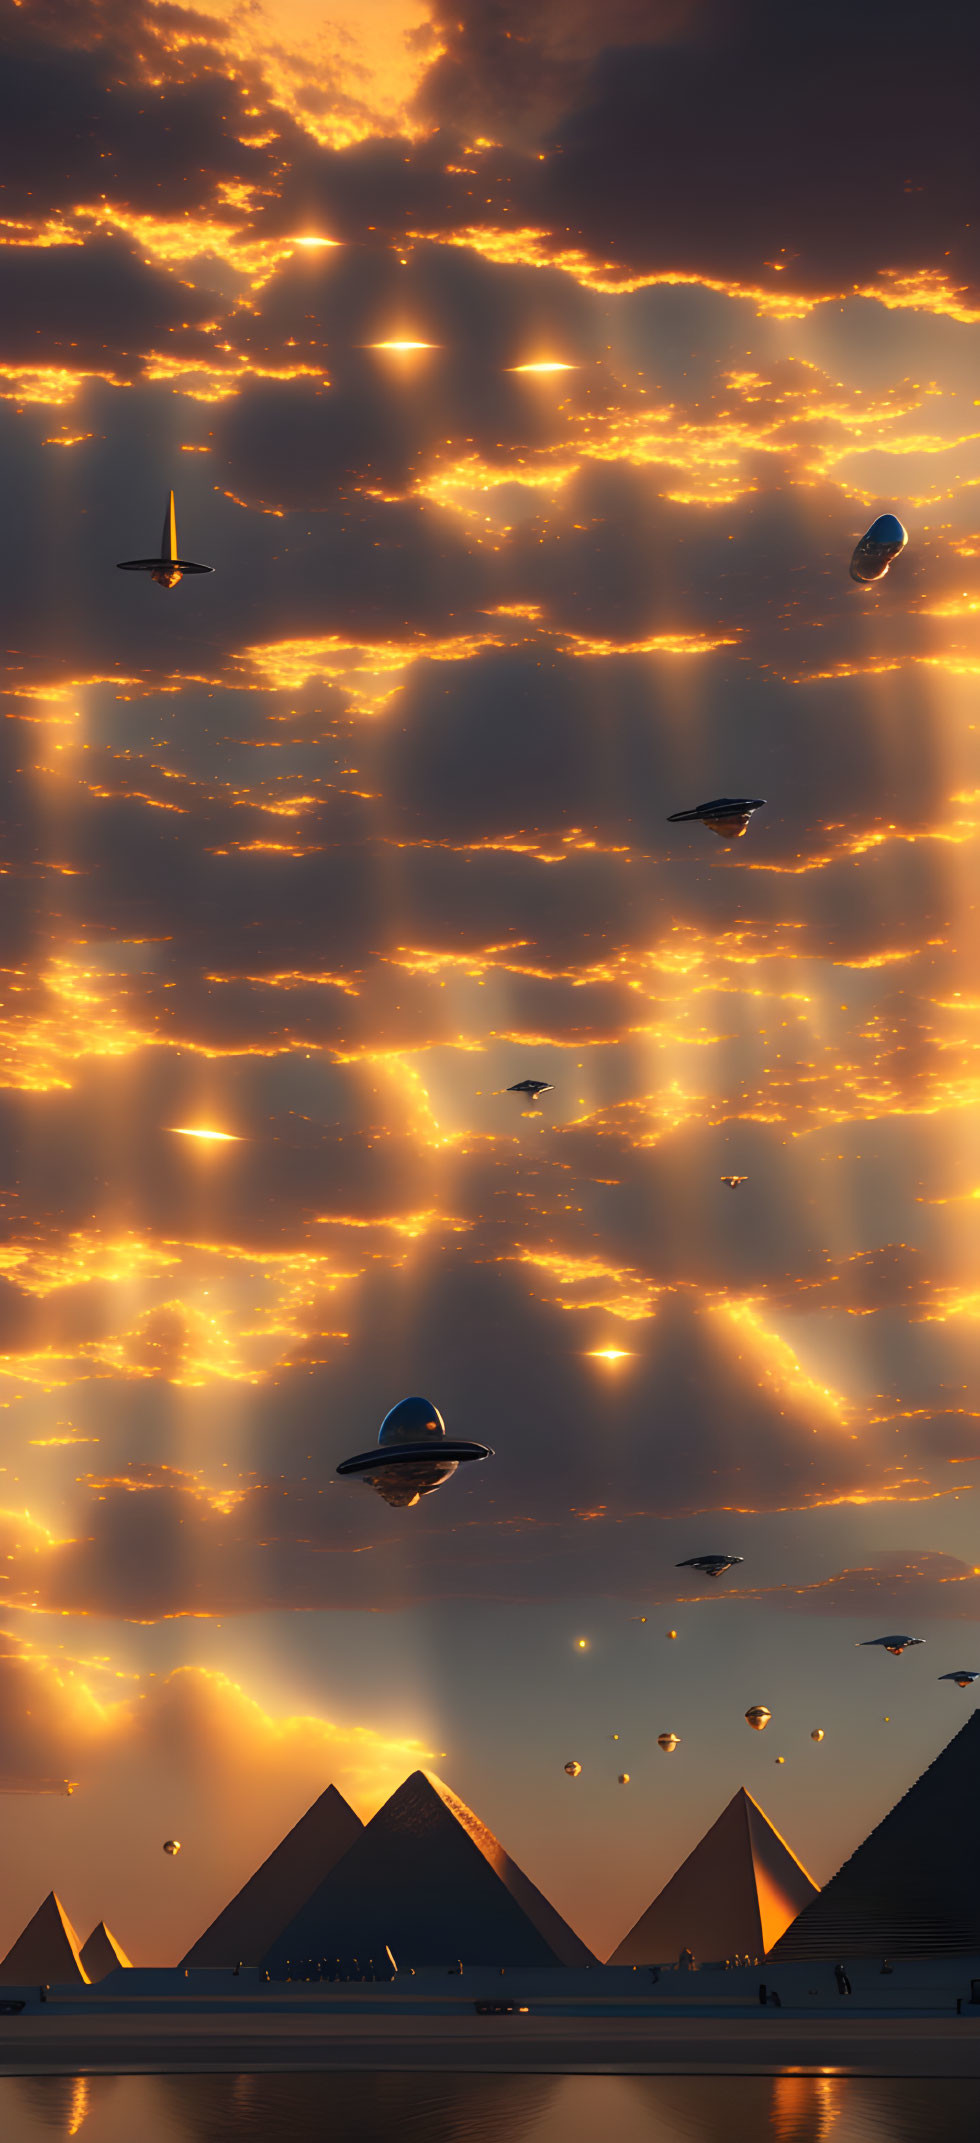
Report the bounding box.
[2,2073,980,2143]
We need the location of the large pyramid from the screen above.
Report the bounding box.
[771,1708,980,1959]
[0,1892,89,1985]
[80,1921,132,1980]
[261,1770,596,1975]
[182,1783,364,1968]
[608,1788,818,1965]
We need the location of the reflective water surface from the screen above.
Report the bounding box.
[2,2074,979,2143]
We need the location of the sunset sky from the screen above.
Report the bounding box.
[2,0,980,1968]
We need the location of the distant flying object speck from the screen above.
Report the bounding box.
[667,797,765,842]
[677,1554,744,1578]
[775,1756,786,1765]
[666,1629,678,1640]
[507,1080,554,1100]
[939,1671,979,1687]
[564,1761,582,1777]
[745,1705,772,1731]
[720,1176,748,1188]
[657,1733,681,1754]
[117,491,213,588]
[811,1729,825,1742]
[858,1634,925,1655]
[617,1773,630,1785]
[849,513,908,584]
[336,1394,492,1509]
[163,1839,181,1856]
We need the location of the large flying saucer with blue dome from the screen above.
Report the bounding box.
[336,1395,493,1509]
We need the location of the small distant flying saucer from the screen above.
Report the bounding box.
[657,1733,681,1754]
[617,1773,630,1785]
[939,1670,979,1688]
[810,1729,825,1742]
[745,1705,771,1731]
[507,1079,554,1101]
[668,798,765,842]
[163,1839,181,1856]
[337,1395,492,1510]
[117,491,212,589]
[720,1176,748,1189]
[858,1634,924,1656]
[677,1554,744,1578]
[849,513,908,585]
[564,1761,582,1777]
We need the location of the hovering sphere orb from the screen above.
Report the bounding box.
[576,1638,589,1650]
[610,1733,619,1741]
[745,1705,772,1731]
[617,1773,630,1785]
[775,1756,786,1765]
[811,1728,825,1742]
[666,1629,678,1640]
[564,1761,582,1778]
[658,1733,681,1754]
[163,1839,181,1856]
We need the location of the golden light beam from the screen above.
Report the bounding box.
[169,1127,244,1143]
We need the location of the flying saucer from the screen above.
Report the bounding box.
[810,1728,825,1742]
[658,1733,681,1754]
[564,1761,582,1777]
[939,1670,979,1688]
[667,798,765,842]
[858,1634,924,1655]
[745,1705,771,1731]
[336,1394,492,1509]
[849,513,908,585]
[507,1080,554,1100]
[720,1176,748,1188]
[163,1839,181,1856]
[677,1554,744,1578]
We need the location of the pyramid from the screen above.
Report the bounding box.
[261,1770,596,1975]
[80,1921,131,1981]
[608,1788,819,1965]
[0,1892,89,1984]
[771,1708,980,1959]
[181,1783,364,1968]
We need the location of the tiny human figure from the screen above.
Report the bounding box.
[758,1982,767,2006]
[834,1964,852,1995]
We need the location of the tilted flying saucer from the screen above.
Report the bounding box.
[858,1633,924,1656]
[720,1175,748,1188]
[336,1394,493,1510]
[507,1079,554,1100]
[667,797,766,841]
[849,513,908,585]
[939,1670,979,1688]
[677,1553,744,1578]
[117,491,213,589]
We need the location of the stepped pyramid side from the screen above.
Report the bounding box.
[0,1892,88,1984]
[182,1783,364,1967]
[261,1769,596,1974]
[80,1921,132,1980]
[771,1708,980,1959]
[608,1789,817,1965]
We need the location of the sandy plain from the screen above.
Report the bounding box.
[2,2008,980,2078]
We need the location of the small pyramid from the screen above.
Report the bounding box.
[181,1782,364,1968]
[80,1921,131,1981]
[0,1892,89,1984]
[261,1770,596,1975]
[771,1708,980,1959]
[608,1789,818,1965]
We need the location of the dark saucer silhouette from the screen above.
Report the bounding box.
[336,1395,493,1508]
